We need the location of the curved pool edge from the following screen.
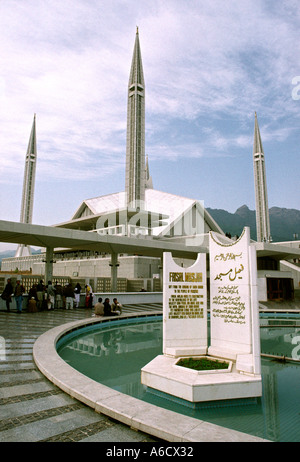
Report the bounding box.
[33,312,270,443]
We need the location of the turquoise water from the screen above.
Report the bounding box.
[57,315,300,442]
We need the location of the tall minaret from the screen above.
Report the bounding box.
[15,114,37,257]
[145,154,153,189]
[125,27,145,209]
[253,112,271,242]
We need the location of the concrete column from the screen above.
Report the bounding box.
[109,252,119,292]
[45,247,54,283]
[159,257,163,292]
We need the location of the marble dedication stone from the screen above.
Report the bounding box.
[163,252,207,356]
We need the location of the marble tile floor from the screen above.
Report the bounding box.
[0,304,162,443]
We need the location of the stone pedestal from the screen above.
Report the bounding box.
[141,355,262,403]
[141,228,262,404]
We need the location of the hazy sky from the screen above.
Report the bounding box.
[0,0,299,251]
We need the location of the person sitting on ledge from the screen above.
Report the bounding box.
[111,298,122,315]
[103,298,120,316]
[94,297,104,316]
[103,298,112,316]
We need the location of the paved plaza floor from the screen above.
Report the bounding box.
[0,304,162,443]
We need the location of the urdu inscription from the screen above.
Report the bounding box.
[212,252,247,325]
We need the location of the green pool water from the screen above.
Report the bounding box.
[57,315,300,442]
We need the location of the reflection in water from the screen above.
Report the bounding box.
[57,317,300,442]
[261,323,300,358]
[58,322,162,394]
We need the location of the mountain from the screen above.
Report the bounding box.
[0,250,16,263]
[207,205,300,242]
[0,248,41,264]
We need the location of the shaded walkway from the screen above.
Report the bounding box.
[0,304,161,442]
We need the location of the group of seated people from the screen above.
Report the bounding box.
[94,297,122,317]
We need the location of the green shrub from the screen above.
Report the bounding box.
[177,357,228,371]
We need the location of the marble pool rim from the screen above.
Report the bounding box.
[32,312,269,443]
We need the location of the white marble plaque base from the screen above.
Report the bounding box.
[164,347,207,357]
[141,355,262,403]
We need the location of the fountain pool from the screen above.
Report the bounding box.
[56,314,300,442]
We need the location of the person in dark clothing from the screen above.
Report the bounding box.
[103,298,112,316]
[1,279,14,311]
[103,298,119,316]
[54,282,63,309]
[64,283,75,310]
[74,283,81,308]
[14,280,25,313]
[28,284,38,304]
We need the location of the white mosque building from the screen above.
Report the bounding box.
[1,29,299,302]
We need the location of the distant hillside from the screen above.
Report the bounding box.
[207,205,300,242]
[0,250,15,263]
[0,248,41,263]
